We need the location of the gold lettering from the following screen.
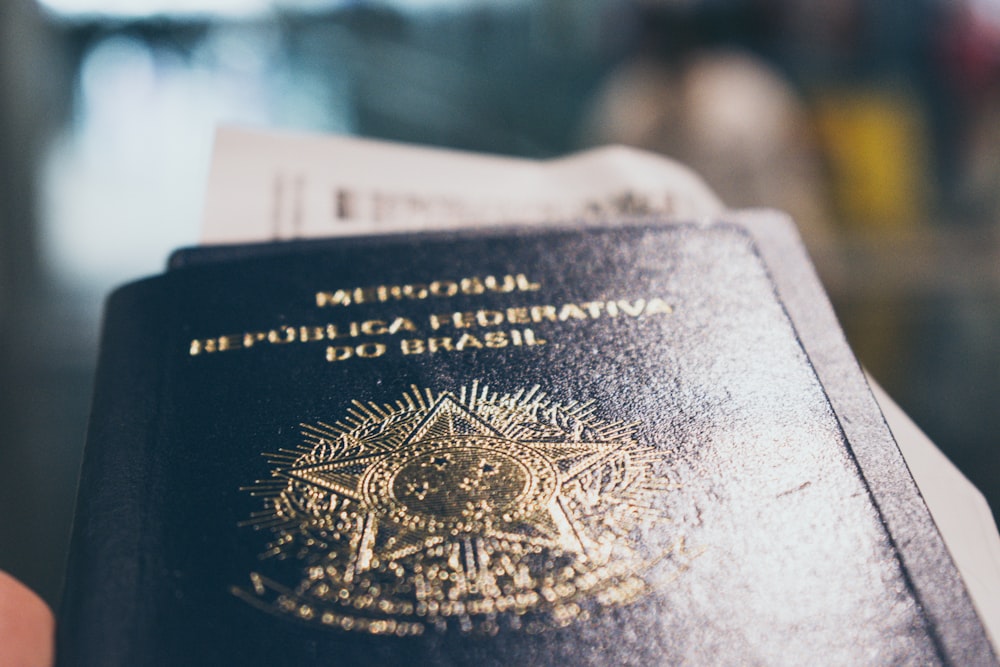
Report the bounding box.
[557,304,589,321]
[401,339,425,355]
[475,310,505,327]
[429,281,458,297]
[388,317,418,334]
[460,277,485,295]
[530,305,558,323]
[298,326,326,342]
[316,290,350,307]
[360,320,388,336]
[217,334,243,351]
[384,285,406,301]
[326,343,386,361]
[452,312,476,329]
[326,346,353,362]
[454,334,484,350]
[352,287,378,304]
[243,332,267,348]
[268,327,297,344]
[644,298,673,315]
[505,307,530,324]
[428,337,454,352]
[484,275,516,293]
[356,343,386,358]
[318,274,542,308]
[192,292,668,359]
[617,300,646,317]
[325,324,351,340]
[376,285,409,302]
[404,284,428,300]
[515,274,541,291]
[484,332,509,348]
[523,329,546,346]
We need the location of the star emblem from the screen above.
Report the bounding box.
[235,384,684,636]
[282,393,623,559]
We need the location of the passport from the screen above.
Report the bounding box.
[58,216,996,666]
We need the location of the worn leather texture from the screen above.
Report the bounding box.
[58,219,996,666]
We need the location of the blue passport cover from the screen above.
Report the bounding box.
[58,217,996,665]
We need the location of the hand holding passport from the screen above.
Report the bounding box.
[0,569,55,667]
[56,128,1000,666]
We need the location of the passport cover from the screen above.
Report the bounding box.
[59,216,996,666]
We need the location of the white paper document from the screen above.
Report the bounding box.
[867,376,1000,649]
[201,127,723,243]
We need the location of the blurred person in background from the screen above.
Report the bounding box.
[579,42,834,249]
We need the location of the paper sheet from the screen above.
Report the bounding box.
[201,127,723,243]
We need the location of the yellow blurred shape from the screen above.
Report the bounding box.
[815,89,930,233]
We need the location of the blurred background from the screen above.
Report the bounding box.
[1,0,998,607]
